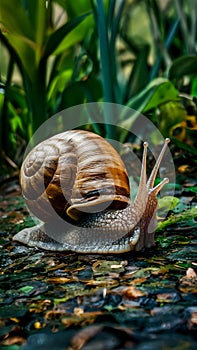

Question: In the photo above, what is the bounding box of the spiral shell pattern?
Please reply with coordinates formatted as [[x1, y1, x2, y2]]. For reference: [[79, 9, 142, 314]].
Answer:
[[20, 130, 130, 223]]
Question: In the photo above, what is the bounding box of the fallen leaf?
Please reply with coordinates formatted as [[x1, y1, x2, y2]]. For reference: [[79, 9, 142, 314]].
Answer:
[[186, 268, 197, 279], [1, 336, 26, 346]]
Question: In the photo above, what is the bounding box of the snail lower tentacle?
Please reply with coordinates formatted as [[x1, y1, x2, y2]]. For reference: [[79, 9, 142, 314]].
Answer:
[[13, 131, 170, 253]]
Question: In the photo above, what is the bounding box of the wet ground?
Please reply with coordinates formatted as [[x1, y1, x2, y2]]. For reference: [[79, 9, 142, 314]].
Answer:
[[0, 181, 197, 350]]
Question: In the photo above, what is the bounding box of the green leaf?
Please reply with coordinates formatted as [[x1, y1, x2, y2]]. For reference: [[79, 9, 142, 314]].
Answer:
[[172, 138, 197, 156], [0, 0, 34, 40], [184, 186, 197, 194], [25, 0, 47, 63], [127, 78, 178, 112], [6, 85, 27, 111], [0, 90, 5, 117], [18, 285, 34, 294], [60, 82, 85, 109], [52, 13, 93, 56], [72, 53, 93, 82], [191, 76, 197, 97], [121, 78, 178, 133], [126, 44, 150, 97], [155, 100, 187, 138], [158, 196, 180, 211], [169, 55, 197, 80], [47, 69, 73, 103], [60, 0, 92, 18], [0, 0, 48, 80], [3, 34, 36, 80], [0, 2, 37, 79], [157, 207, 197, 231]]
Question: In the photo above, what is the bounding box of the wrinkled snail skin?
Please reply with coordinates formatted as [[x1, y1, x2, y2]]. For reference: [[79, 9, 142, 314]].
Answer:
[[12, 130, 170, 253]]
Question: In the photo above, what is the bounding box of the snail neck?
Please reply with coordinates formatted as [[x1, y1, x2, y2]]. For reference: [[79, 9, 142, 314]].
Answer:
[[72, 195, 158, 251]]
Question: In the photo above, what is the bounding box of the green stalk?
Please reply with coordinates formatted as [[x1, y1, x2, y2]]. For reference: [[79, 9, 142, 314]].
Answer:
[[31, 62, 47, 134], [109, 0, 125, 104], [21, 68, 47, 137], [94, 0, 115, 138], [1, 56, 15, 157], [174, 0, 190, 53], [146, 1, 172, 70], [189, 0, 197, 53], [95, 0, 113, 102]]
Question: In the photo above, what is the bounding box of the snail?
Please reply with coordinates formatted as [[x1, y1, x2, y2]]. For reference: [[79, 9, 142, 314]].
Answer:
[[13, 130, 170, 253]]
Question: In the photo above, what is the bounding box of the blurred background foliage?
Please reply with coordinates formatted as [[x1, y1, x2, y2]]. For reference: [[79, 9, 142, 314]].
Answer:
[[0, 0, 197, 175]]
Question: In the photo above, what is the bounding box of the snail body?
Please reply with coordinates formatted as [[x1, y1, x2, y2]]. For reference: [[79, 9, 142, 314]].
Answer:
[[13, 130, 170, 253]]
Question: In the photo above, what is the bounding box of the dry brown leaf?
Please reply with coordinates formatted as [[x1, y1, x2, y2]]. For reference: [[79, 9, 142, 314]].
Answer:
[[180, 267, 197, 287], [45, 309, 67, 320], [46, 277, 71, 284], [74, 307, 84, 316], [129, 277, 147, 285], [186, 268, 197, 279], [69, 325, 103, 350], [1, 336, 26, 346], [156, 293, 178, 303], [112, 285, 147, 299], [62, 311, 102, 327], [123, 286, 147, 299]]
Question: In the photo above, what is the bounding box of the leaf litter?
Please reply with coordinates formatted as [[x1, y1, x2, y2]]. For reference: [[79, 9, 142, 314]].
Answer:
[[0, 177, 197, 350]]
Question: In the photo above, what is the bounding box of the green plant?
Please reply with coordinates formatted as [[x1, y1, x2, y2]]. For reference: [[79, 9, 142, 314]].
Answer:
[[0, 0, 93, 172], [0, 0, 196, 174]]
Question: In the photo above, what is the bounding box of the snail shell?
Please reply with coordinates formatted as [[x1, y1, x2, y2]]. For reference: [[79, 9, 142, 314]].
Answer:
[[13, 130, 170, 253], [20, 130, 130, 222]]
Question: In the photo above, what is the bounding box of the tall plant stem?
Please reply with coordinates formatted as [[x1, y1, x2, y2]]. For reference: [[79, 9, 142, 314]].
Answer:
[[92, 0, 113, 138], [1, 57, 15, 156]]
